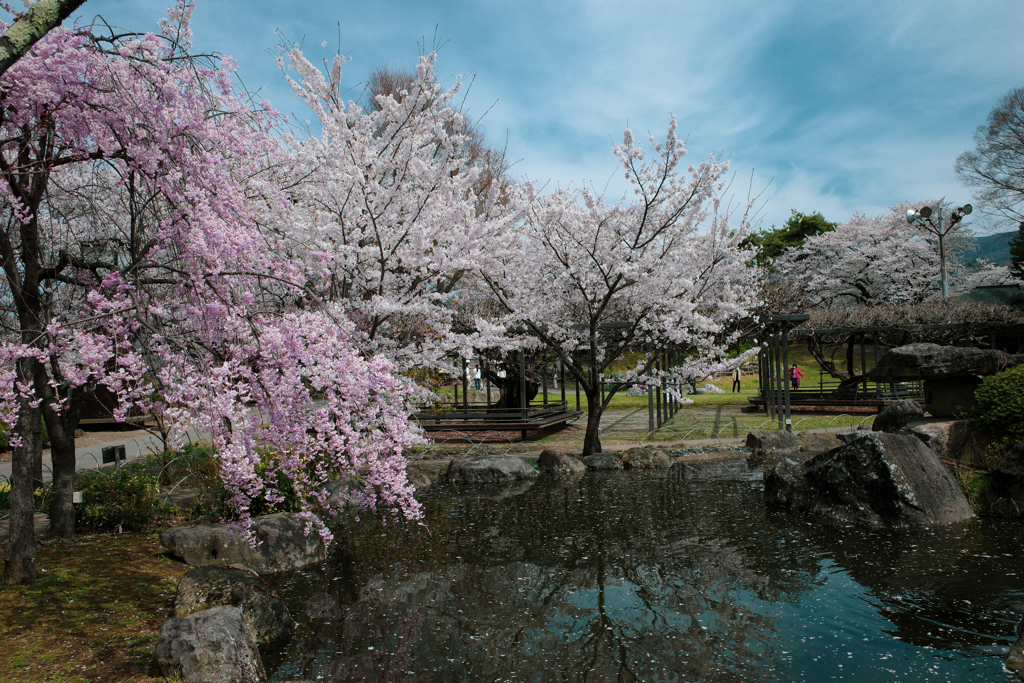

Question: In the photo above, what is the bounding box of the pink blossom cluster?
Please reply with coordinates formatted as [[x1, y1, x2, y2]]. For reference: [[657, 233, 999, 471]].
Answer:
[[0, 3, 425, 536], [152, 314, 423, 542]]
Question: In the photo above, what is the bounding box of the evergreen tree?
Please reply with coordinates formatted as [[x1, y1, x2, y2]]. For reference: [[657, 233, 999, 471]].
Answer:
[[741, 210, 836, 265]]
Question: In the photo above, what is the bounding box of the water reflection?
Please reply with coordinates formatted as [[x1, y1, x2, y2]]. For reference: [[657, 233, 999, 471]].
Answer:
[[267, 460, 1022, 682]]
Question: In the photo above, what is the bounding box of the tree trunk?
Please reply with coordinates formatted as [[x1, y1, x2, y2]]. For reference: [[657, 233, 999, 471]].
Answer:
[[845, 334, 856, 377], [806, 336, 848, 381], [581, 390, 603, 456], [32, 436, 42, 491], [44, 403, 75, 538], [487, 362, 538, 411], [0, 0, 88, 77], [3, 357, 39, 584]]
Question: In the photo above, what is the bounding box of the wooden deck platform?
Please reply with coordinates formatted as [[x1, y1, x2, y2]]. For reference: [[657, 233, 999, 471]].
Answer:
[[747, 388, 924, 410], [747, 396, 892, 409], [413, 401, 581, 433]]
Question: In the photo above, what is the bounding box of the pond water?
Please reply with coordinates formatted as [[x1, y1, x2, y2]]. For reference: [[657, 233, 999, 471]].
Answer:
[[266, 458, 1023, 682]]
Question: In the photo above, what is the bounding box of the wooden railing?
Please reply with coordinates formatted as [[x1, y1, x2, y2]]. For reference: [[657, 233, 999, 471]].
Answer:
[[414, 400, 572, 423]]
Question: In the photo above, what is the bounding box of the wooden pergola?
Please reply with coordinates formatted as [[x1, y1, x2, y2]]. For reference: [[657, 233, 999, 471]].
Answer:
[[752, 316, 1024, 429], [412, 323, 691, 438]]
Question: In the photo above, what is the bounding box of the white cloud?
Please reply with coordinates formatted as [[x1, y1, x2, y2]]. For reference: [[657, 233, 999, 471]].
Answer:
[[76, 0, 1024, 231]]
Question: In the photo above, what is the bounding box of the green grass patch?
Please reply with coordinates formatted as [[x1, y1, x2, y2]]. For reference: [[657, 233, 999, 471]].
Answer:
[[434, 346, 870, 414]]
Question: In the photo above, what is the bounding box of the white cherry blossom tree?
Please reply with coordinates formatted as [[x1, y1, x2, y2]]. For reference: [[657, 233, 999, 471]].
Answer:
[[477, 120, 759, 455], [774, 201, 1019, 307], [276, 47, 516, 377]]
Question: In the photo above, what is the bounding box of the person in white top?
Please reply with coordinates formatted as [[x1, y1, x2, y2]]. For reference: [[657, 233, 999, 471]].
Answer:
[[732, 366, 742, 393]]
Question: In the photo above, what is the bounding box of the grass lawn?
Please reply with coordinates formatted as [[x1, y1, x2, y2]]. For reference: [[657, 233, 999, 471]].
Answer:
[[0, 532, 186, 683], [435, 346, 853, 412], [415, 346, 882, 456], [525, 409, 872, 451]]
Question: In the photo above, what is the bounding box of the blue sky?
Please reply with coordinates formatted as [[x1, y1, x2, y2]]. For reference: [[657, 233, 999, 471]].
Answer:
[[76, 0, 1024, 232]]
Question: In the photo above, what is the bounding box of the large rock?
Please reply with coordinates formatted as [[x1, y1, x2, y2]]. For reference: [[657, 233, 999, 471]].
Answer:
[[160, 512, 327, 574], [445, 456, 539, 483], [406, 466, 434, 493], [323, 475, 359, 508], [837, 426, 873, 444], [796, 432, 841, 458], [175, 567, 292, 647], [619, 446, 671, 470], [154, 606, 265, 683], [764, 432, 975, 528], [867, 343, 1024, 382], [923, 376, 981, 417], [1009, 616, 1024, 681], [907, 419, 967, 460], [581, 454, 622, 470], [991, 440, 1024, 509], [745, 429, 799, 457], [762, 457, 804, 506], [537, 448, 586, 474], [872, 400, 924, 433]]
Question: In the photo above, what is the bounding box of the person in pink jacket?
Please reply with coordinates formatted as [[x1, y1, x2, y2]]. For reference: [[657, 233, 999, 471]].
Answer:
[[789, 364, 804, 389]]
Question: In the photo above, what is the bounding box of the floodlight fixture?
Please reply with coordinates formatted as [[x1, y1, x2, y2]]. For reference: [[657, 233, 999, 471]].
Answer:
[[906, 201, 972, 299], [952, 203, 973, 219]]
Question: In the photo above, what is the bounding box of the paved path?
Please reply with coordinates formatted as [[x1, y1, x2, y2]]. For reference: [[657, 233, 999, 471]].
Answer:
[[0, 428, 203, 486]]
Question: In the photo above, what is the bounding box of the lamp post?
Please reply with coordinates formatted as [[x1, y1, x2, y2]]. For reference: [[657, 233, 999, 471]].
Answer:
[[906, 201, 972, 299]]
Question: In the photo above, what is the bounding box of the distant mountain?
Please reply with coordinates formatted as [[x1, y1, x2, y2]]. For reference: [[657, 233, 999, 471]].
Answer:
[[969, 230, 1015, 265]]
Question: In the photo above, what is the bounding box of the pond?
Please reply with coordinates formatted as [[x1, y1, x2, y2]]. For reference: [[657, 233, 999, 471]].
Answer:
[[266, 458, 1023, 682]]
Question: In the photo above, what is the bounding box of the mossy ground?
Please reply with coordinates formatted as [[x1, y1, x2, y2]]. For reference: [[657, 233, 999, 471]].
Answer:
[[0, 531, 188, 682]]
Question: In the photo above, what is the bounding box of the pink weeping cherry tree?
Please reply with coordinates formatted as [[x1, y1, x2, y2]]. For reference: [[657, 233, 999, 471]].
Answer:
[[0, 2, 422, 585]]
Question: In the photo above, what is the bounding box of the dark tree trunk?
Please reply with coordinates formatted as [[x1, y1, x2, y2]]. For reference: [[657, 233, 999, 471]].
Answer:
[[32, 437, 42, 491], [44, 402, 76, 538], [806, 337, 848, 381], [1, 104, 71, 581], [845, 334, 856, 377], [484, 360, 538, 411], [581, 389, 603, 456], [4, 357, 39, 584]]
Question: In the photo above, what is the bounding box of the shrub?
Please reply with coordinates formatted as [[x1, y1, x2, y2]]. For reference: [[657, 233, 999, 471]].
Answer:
[[972, 364, 1024, 454], [954, 465, 1021, 518], [75, 464, 160, 532], [183, 446, 302, 520]]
